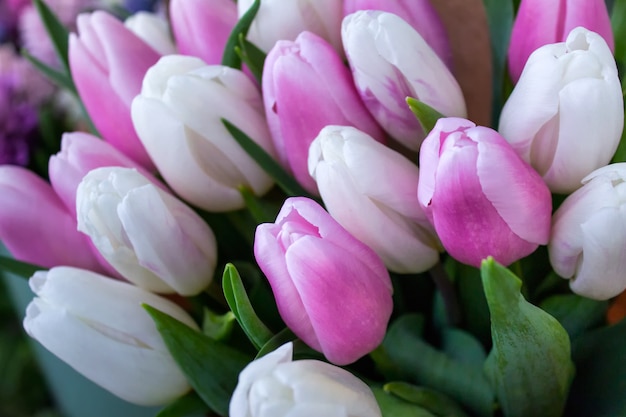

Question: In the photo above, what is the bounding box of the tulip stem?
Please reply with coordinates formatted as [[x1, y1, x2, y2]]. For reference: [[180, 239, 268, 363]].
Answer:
[[429, 262, 461, 326]]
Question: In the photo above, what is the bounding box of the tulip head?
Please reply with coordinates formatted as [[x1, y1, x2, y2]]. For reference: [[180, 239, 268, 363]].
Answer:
[[508, 0, 613, 83], [23, 266, 198, 405], [132, 55, 275, 211], [263, 31, 385, 194], [499, 27, 623, 194], [418, 117, 552, 267], [309, 125, 440, 273], [254, 197, 393, 365], [550, 164, 626, 300], [230, 343, 382, 417], [124, 11, 177, 56], [76, 167, 217, 295], [342, 11, 466, 150]]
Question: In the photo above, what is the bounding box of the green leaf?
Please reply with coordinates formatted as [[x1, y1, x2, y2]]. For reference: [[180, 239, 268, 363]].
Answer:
[[441, 328, 487, 368], [255, 327, 296, 359], [222, 119, 311, 197], [481, 0, 514, 124], [156, 392, 210, 417], [540, 294, 608, 340], [406, 97, 445, 135], [33, 0, 72, 75], [202, 309, 236, 341], [21, 49, 75, 92], [222, 264, 274, 350], [384, 382, 470, 417], [144, 304, 251, 416], [481, 258, 574, 417], [452, 262, 492, 346], [565, 318, 626, 416], [383, 314, 494, 417], [237, 185, 277, 224], [235, 35, 266, 85], [222, 0, 261, 68], [372, 387, 437, 417], [0, 255, 43, 279]]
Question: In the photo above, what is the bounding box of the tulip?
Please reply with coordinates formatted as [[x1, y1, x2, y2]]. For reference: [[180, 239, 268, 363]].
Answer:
[[499, 27, 623, 194], [342, 11, 466, 151], [263, 31, 385, 194], [343, 0, 452, 68], [508, 0, 613, 83], [0, 165, 101, 270], [549, 164, 626, 300], [238, 0, 343, 53], [230, 342, 382, 417], [418, 117, 552, 267], [23, 266, 198, 405], [254, 197, 393, 365], [69, 11, 160, 169], [170, 0, 237, 64], [309, 125, 440, 273], [76, 167, 217, 295], [124, 11, 177, 56], [132, 55, 275, 211]]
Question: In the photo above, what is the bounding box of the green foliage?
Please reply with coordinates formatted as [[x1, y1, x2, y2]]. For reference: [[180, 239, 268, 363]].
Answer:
[[222, 0, 261, 69], [0, 255, 43, 280], [406, 98, 445, 135]]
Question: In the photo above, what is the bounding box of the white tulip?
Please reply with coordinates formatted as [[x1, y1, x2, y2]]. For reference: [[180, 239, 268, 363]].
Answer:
[[549, 163, 626, 300], [23, 266, 198, 405], [342, 11, 466, 150], [132, 55, 276, 211], [499, 27, 624, 194], [76, 167, 217, 295], [230, 343, 382, 417], [309, 125, 440, 273], [124, 12, 177, 56]]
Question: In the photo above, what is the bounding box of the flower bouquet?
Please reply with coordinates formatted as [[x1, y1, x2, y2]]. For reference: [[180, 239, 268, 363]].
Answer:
[[1, 0, 626, 416]]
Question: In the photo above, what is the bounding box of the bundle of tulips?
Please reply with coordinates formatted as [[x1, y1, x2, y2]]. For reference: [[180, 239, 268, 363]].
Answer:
[[1, 0, 626, 416]]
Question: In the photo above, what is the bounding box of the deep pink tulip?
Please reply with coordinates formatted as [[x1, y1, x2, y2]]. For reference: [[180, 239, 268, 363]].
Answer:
[[0, 165, 101, 270], [263, 31, 385, 194], [417, 117, 552, 267], [254, 197, 393, 365], [508, 0, 613, 83], [69, 11, 160, 170], [169, 0, 237, 64], [344, 0, 452, 68]]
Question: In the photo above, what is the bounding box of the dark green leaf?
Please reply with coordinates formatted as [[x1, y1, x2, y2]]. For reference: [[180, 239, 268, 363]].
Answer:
[[384, 382, 470, 417], [222, 0, 260, 68], [21, 49, 75, 92], [540, 294, 609, 340], [144, 304, 251, 416], [565, 318, 626, 416], [255, 327, 296, 359], [372, 387, 437, 417], [235, 35, 266, 85], [222, 264, 274, 350], [481, 258, 574, 417], [0, 255, 43, 279], [453, 262, 492, 346], [156, 392, 210, 417], [237, 185, 277, 224], [33, 0, 72, 75], [441, 328, 487, 368], [406, 97, 445, 135], [383, 314, 494, 417], [222, 119, 311, 197]]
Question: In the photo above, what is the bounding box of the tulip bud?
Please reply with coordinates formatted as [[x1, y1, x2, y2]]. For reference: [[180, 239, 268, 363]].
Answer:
[[549, 164, 626, 300], [124, 11, 177, 56], [508, 0, 613, 83], [342, 11, 466, 150], [0, 165, 101, 270], [255, 197, 393, 365], [230, 342, 382, 417], [263, 31, 385, 194], [418, 118, 552, 267], [132, 55, 275, 211], [69, 11, 160, 170], [499, 27, 623, 194], [343, 0, 452, 68], [23, 266, 198, 405], [238, 0, 343, 53], [76, 167, 217, 295], [309, 125, 440, 273], [169, 0, 237, 64]]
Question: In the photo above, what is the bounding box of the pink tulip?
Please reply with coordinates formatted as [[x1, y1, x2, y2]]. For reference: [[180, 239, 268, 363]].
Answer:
[[0, 165, 101, 270], [69, 11, 160, 170], [417, 117, 552, 267], [254, 197, 393, 365], [343, 0, 452, 68], [169, 0, 237, 64], [508, 0, 613, 83], [263, 31, 385, 194]]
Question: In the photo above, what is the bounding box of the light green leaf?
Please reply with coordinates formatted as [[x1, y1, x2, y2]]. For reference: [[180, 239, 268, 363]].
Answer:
[[144, 304, 251, 416], [235, 35, 266, 85], [255, 327, 296, 359], [222, 264, 274, 350], [481, 258, 575, 417], [384, 382, 470, 417], [21, 49, 75, 92], [222, 0, 260, 68], [202, 309, 236, 341], [372, 387, 437, 417], [406, 97, 444, 135], [540, 294, 608, 340]]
